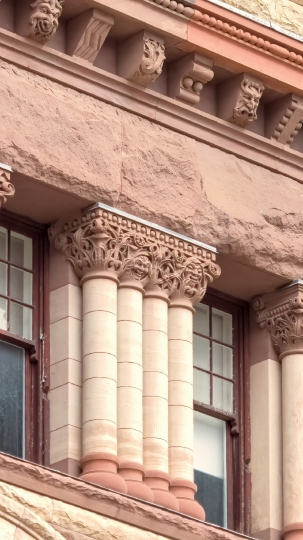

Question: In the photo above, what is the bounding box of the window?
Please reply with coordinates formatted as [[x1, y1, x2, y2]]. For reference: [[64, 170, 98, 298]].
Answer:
[[0, 211, 48, 464], [193, 290, 249, 533]]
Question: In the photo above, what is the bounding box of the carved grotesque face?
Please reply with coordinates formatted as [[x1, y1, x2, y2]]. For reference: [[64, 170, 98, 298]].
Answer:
[[234, 79, 264, 126], [30, 0, 63, 41], [132, 255, 151, 281]]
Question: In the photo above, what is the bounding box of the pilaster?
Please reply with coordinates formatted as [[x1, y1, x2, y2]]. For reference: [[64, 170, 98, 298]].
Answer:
[[49, 202, 220, 515], [254, 281, 303, 540]]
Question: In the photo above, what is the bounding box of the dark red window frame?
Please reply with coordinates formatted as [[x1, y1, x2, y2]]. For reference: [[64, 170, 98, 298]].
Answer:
[[194, 288, 250, 534], [0, 209, 49, 466]]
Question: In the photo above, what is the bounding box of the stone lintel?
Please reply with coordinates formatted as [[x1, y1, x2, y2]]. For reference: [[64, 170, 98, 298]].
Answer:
[[265, 93, 303, 145], [117, 30, 166, 87], [66, 9, 114, 64], [253, 280, 303, 359], [168, 52, 214, 105], [217, 72, 265, 128]]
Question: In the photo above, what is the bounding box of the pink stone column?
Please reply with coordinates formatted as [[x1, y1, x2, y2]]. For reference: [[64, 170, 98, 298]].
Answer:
[[80, 271, 127, 494], [117, 276, 153, 502], [168, 297, 205, 519], [143, 285, 179, 510]]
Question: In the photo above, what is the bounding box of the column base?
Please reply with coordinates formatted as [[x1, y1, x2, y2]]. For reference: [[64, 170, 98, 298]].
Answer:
[[119, 461, 154, 502], [144, 470, 179, 511], [283, 523, 303, 540], [170, 479, 205, 520], [80, 453, 127, 494]]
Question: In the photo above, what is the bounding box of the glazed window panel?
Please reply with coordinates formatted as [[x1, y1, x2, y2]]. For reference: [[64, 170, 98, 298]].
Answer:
[[0, 212, 46, 465], [193, 291, 247, 533], [193, 305, 234, 414], [0, 227, 33, 339]]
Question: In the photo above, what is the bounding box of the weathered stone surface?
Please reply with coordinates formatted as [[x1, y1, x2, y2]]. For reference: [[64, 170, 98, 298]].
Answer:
[[0, 59, 303, 283], [223, 0, 303, 36]]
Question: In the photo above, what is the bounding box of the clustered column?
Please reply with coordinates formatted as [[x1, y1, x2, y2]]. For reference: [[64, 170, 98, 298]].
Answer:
[[50, 205, 220, 517], [255, 281, 303, 540]]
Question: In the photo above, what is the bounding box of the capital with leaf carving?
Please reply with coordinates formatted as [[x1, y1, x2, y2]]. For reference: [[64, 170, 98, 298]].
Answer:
[[49, 203, 221, 301], [0, 164, 15, 208], [253, 280, 303, 360]]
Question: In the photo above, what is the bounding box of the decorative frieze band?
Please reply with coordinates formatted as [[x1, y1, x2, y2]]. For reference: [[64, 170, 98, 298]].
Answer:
[[29, 0, 64, 43], [0, 164, 15, 208], [147, 0, 303, 69], [254, 281, 303, 359], [49, 203, 220, 306]]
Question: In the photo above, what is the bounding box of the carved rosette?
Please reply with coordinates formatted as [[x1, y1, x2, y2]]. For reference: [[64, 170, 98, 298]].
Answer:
[[49, 207, 220, 305], [0, 168, 15, 208], [232, 79, 264, 127], [132, 38, 166, 86], [254, 293, 303, 359], [30, 0, 64, 43]]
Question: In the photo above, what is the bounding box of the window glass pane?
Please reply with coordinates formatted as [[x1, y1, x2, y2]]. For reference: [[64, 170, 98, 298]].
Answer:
[[213, 376, 233, 413], [10, 232, 33, 270], [0, 297, 7, 331], [193, 304, 209, 336], [213, 343, 233, 379], [0, 227, 8, 260], [193, 369, 210, 404], [212, 308, 232, 345], [0, 262, 7, 296], [193, 335, 210, 370], [10, 302, 32, 340], [10, 267, 33, 305], [0, 341, 24, 458], [194, 411, 226, 527]]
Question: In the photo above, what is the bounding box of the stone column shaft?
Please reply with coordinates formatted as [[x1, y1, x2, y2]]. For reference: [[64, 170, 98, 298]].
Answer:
[[255, 282, 303, 540], [117, 283, 153, 501], [168, 300, 205, 520], [81, 275, 127, 492], [143, 291, 179, 509]]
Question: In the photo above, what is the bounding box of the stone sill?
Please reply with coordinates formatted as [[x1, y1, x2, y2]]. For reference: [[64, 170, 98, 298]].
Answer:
[[0, 452, 255, 540], [1, 29, 303, 187]]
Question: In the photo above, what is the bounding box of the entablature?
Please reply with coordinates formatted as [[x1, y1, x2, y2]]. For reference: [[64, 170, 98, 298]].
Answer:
[[2, 0, 303, 177]]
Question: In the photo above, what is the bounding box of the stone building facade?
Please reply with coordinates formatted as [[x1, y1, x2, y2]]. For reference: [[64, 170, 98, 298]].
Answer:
[[0, 0, 303, 539]]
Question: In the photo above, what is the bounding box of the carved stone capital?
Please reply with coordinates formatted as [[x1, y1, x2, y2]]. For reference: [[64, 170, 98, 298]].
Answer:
[[0, 165, 15, 208], [168, 53, 214, 106], [265, 93, 303, 146], [254, 281, 303, 359], [29, 0, 64, 43], [49, 204, 220, 303], [218, 73, 264, 128], [118, 31, 165, 87], [67, 9, 114, 64]]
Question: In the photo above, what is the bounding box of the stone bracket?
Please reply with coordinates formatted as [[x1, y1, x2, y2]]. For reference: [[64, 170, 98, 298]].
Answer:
[[0, 164, 15, 208], [168, 52, 214, 105], [117, 30, 165, 87], [265, 93, 303, 145], [217, 73, 265, 128], [67, 9, 114, 64]]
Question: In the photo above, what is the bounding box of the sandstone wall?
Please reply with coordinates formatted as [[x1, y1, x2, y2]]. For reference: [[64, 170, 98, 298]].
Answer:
[[221, 0, 303, 36], [0, 59, 303, 281]]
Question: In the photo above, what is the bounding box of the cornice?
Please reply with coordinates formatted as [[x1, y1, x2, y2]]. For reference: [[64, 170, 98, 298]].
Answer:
[[1, 30, 303, 186], [0, 452, 256, 540], [147, 0, 303, 69]]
